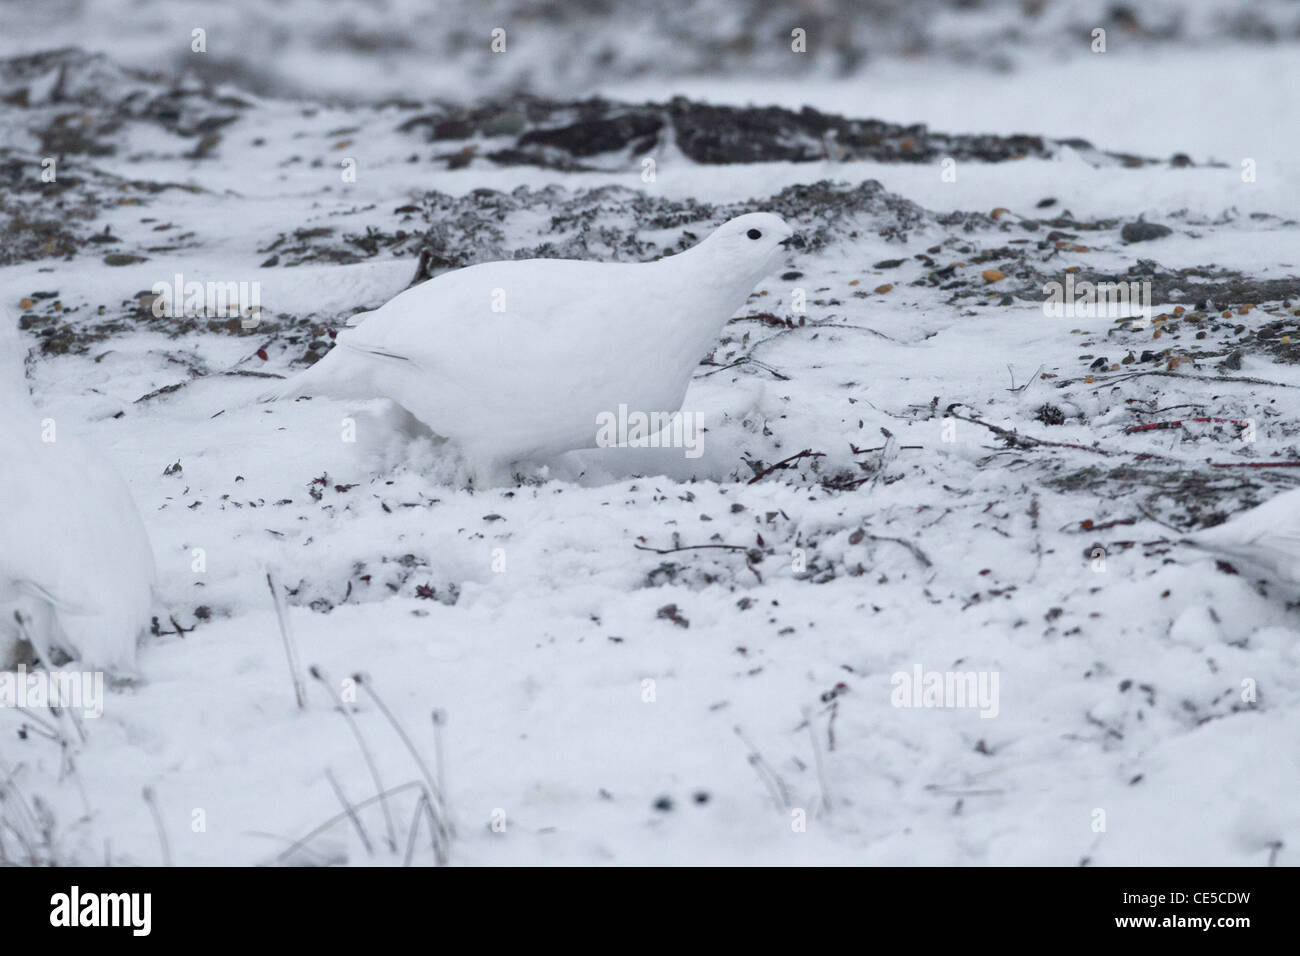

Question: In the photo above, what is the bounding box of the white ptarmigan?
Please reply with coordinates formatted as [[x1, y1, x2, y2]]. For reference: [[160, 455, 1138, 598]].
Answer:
[[259, 213, 797, 482], [1185, 489, 1300, 587], [0, 319, 156, 673]]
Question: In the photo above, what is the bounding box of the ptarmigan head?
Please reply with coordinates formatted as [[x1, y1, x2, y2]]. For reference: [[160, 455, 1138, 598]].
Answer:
[[694, 212, 798, 285]]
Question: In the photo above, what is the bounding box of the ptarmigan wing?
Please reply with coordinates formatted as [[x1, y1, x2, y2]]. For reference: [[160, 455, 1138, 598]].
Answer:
[[328, 257, 670, 458], [338, 257, 630, 372]]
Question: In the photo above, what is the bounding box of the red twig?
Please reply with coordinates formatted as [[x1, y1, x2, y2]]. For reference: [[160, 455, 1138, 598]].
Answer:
[[1124, 417, 1248, 434], [947, 407, 1114, 457], [1078, 517, 1137, 531], [849, 443, 923, 454], [747, 448, 825, 484], [1106, 538, 1174, 551], [1210, 461, 1300, 469], [633, 542, 750, 555]]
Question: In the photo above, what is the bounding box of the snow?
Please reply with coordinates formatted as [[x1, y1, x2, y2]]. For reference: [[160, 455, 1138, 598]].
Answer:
[[2, 12, 1300, 867]]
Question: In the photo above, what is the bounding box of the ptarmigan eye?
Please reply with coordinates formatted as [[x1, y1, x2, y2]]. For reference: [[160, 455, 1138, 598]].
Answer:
[[746, 228, 762, 240]]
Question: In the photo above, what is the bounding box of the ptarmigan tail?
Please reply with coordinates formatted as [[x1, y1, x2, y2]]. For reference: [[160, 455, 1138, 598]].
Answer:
[[258, 348, 354, 403], [258, 337, 417, 404]]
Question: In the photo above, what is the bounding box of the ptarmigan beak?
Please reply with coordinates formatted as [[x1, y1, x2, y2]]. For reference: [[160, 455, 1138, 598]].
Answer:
[[780, 233, 806, 249]]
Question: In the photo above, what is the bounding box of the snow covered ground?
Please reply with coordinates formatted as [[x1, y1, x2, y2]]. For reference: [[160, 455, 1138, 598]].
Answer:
[[2, 9, 1299, 866]]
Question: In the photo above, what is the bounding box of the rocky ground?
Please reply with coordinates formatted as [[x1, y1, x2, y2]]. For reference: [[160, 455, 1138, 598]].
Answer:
[[4, 0, 1299, 100]]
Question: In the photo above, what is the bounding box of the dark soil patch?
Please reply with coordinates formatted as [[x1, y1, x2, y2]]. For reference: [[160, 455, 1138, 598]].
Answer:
[[398, 95, 1201, 170]]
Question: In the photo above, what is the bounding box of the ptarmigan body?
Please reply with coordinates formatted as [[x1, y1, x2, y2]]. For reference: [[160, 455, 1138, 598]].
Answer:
[[0, 323, 156, 673], [1186, 489, 1300, 587], [260, 213, 796, 481]]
